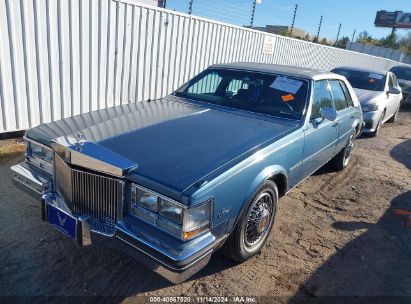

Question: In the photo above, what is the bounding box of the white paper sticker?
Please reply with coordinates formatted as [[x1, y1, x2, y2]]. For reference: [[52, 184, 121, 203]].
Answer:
[[369, 73, 383, 80], [270, 76, 303, 94], [262, 35, 276, 55]]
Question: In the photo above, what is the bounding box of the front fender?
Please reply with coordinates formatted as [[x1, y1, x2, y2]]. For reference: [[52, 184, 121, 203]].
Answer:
[[225, 165, 288, 236], [245, 165, 288, 204]]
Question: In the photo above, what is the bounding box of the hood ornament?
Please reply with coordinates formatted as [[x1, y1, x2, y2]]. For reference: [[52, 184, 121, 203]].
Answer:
[[74, 131, 84, 152]]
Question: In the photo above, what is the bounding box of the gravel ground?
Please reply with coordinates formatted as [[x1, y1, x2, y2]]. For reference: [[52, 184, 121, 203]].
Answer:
[[0, 108, 410, 302]]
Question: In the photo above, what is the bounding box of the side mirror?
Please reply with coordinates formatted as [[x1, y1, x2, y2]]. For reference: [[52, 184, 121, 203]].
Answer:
[[388, 87, 401, 95], [320, 107, 337, 121]]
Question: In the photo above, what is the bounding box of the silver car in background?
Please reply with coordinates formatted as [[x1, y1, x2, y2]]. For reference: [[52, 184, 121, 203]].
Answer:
[[331, 67, 402, 137], [390, 65, 411, 106]]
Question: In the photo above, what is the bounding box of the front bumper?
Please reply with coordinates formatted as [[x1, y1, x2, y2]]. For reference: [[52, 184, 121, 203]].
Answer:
[[361, 110, 383, 133], [10, 162, 225, 283]]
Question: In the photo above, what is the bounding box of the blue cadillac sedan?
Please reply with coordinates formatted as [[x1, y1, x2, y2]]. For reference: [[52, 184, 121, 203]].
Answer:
[[10, 63, 362, 283]]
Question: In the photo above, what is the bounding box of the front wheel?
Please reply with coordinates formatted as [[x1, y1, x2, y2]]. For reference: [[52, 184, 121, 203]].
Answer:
[[331, 130, 356, 171], [220, 180, 278, 262], [370, 110, 385, 137], [387, 106, 400, 123]]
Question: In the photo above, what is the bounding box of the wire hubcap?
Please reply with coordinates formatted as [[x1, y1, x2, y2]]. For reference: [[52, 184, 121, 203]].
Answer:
[[245, 192, 273, 248]]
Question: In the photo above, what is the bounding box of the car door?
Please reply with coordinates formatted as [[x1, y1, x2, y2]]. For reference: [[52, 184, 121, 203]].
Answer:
[[328, 80, 356, 152], [301, 80, 339, 177], [391, 73, 403, 107], [386, 73, 400, 117]]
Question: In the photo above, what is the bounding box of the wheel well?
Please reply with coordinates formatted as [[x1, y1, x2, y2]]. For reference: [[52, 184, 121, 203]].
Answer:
[[355, 123, 360, 135], [268, 173, 287, 197]]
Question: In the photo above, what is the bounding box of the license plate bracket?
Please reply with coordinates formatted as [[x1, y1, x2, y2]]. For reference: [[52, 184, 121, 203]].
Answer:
[[47, 204, 77, 240]]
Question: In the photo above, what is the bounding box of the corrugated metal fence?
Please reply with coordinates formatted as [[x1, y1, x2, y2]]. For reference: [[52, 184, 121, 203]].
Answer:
[[0, 0, 401, 133]]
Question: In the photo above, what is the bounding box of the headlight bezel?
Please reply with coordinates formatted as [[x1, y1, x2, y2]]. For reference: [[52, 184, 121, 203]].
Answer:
[[361, 102, 379, 112], [130, 184, 212, 241], [24, 137, 54, 173]]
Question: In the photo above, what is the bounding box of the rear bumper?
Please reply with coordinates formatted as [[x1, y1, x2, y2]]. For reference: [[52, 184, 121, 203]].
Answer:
[[10, 162, 225, 284]]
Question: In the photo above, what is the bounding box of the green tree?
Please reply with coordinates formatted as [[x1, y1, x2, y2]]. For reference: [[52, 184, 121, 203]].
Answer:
[[336, 36, 350, 49], [320, 37, 330, 46]]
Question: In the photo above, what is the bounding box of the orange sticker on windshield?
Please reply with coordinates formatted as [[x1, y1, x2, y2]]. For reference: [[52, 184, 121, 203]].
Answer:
[[369, 78, 376, 83], [281, 94, 295, 102]]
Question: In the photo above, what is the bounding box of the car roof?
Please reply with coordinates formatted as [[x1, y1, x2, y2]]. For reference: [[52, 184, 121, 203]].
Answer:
[[332, 66, 388, 76], [390, 65, 411, 71], [209, 62, 343, 81]]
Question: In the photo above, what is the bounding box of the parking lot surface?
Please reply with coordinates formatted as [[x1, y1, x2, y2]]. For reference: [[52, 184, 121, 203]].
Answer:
[[1, 108, 410, 301]]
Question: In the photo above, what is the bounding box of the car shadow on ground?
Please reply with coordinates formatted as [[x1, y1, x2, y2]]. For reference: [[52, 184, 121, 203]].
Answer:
[[390, 138, 411, 170], [288, 189, 411, 302]]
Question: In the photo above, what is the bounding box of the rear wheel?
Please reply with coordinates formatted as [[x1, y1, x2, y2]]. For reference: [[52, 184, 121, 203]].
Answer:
[[331, 130, 356, 171], [220, 180, 278, 262]]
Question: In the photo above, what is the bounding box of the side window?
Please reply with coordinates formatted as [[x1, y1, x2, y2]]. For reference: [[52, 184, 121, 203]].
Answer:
[[311, 80, 333, 120], [226, 79, 247, 96], [391, 73, 399, 88], [187, 72, 222, 94], [387, 74, 394, 89], [329, 80, 348, 111], [339, 81, 354, 107]]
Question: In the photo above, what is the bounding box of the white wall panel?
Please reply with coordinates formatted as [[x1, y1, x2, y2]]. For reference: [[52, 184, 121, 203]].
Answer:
[[0, 0, 406, 133]]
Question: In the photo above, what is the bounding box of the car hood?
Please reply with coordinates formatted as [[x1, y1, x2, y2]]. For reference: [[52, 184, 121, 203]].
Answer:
[[353, 88, 385, 105], [27, 96, 298, 202]]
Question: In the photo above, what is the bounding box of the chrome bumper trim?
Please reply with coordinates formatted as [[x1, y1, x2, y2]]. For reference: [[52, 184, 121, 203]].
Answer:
[[10, 161, 224, 283], [10, 162, 52, 200]]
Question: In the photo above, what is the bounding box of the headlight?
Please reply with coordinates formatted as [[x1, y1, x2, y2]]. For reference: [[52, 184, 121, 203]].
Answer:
[[131, 186, 159, 211], [131, 184, 211, 240], [26, 141, 53, 163], [183, 203, 211, 240], [25, 139, 54, 173], [159, 198, 183, 224], [361, 103, 379, 112]]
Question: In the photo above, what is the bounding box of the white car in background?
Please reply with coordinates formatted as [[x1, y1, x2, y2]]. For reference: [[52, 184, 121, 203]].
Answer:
[[390, 65, 411, 106], [331, 67, 402, 137]]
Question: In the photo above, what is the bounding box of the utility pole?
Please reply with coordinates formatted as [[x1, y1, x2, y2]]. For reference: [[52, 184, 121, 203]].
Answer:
[[351, 29, 356, 42], [334, 23, 341, 46], [315, 15, 323, 41], [188, 0, 193, 15], [290, 4, 298, 37], [250, 0, 256, 27]]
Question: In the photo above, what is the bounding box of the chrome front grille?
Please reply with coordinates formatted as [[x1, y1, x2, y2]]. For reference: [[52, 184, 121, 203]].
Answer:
[[54, 154, 124, 224]]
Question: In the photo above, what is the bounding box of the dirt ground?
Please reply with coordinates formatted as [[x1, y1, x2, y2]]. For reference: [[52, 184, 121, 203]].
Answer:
[[0, 107, 410, 302]]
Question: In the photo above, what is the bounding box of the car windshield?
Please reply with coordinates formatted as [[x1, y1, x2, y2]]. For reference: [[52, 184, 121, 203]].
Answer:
[[175, 69, 308, 120], [332, 69, 386, 91], [390, 67, 411, 81]]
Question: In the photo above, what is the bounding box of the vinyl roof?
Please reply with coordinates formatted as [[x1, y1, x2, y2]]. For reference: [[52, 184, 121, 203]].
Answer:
[[209, 62, 342, 80]]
